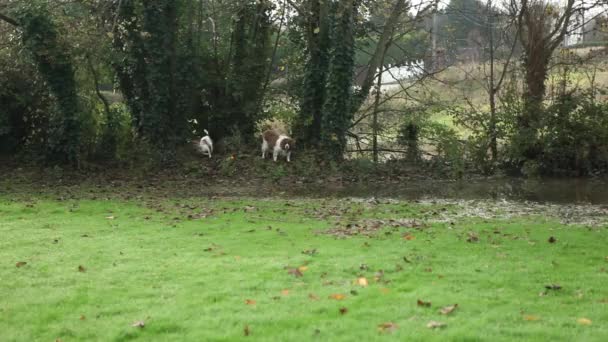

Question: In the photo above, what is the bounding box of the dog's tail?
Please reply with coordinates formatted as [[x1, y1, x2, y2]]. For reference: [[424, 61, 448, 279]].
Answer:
[[203, 129, 209, 136]]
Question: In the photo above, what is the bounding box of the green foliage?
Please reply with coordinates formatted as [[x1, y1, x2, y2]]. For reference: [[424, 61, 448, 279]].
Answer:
[[222, 0, 274, 142], [538, 92, 608, 175], [397, 122, 421, 162], [423, 121, 466, 177], [16, 1, 82, 164], [111, 0, 192, 162], [294, 0, 333, 147], [95, 103, 132, 162], [0, 49, 53, 156], [321, 0, 357, 160]]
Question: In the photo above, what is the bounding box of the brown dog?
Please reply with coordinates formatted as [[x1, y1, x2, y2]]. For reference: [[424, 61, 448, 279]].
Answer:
[[261, 130, 294, 162]]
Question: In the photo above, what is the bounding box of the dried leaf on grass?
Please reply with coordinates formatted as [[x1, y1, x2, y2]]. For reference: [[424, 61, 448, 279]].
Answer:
[[439, 304, 458, 315], [132, 320, 145, 328], [523, 315, 540, 321], [426, 320, 446, 329], [15, 261, 27, 268], [245, 299, 256, 305], [577, 318, 592, 325], [356, 277, 368, 287], [417, 299, 431, 307], [329, 294, 346, 300], [288, 268, 303, 277], [244, 325, 251, 336], [78, 265, 86, 272], [377, 322, 398, 333], [339, 307, 348, 315]]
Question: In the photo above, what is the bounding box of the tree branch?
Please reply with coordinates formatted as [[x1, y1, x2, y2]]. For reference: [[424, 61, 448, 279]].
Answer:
[[0, 12, 19, 27]]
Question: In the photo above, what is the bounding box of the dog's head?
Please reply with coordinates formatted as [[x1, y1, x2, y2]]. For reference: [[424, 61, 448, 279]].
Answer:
[[281, 138, 295, 151]]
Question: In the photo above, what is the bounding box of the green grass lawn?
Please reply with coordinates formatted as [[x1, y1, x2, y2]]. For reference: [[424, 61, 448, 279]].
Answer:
[[1, 194, 607, 341]]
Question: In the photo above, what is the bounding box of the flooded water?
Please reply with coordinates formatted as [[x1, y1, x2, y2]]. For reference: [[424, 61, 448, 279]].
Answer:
[[294, 178, 608, 204]]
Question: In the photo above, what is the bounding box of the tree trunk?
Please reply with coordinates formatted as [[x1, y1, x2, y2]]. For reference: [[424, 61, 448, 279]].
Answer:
[[372, 46, 389, 164]]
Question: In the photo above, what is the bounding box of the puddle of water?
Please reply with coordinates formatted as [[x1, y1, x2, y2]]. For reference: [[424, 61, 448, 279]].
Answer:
[[292, 178, 608, 204]]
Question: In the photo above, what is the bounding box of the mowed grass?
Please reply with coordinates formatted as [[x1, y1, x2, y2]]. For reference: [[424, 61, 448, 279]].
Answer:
[[1, 195, 608, 341]]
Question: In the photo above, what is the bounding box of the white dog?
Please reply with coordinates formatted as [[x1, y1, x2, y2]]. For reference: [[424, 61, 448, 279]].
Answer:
[[199, 129, 213, 158], [261, 130, 295, 162]]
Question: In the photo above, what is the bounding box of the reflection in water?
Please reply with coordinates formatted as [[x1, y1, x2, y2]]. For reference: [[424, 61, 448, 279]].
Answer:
[[293, 178, 608, 204]]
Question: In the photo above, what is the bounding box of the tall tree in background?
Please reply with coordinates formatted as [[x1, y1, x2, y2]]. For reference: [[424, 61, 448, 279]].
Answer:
[[511, 0, 578, 161], [111, 0, 184, 159], [222, 0, 273, 142], [294, 0, 333, 147], [321, 0, 357, 159], [12, 2, 81, 164]]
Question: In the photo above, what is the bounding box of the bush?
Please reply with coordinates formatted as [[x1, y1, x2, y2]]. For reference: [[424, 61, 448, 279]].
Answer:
[[0, 49, 53, 158], [94, 103, 132, 162], [538, 93, 608, 175]]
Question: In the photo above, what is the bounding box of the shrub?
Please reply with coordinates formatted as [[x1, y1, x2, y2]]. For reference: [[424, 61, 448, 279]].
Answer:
[[539, 93, 608, 175]]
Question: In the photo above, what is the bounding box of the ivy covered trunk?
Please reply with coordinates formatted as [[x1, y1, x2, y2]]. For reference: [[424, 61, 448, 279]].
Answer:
[[221, 0, 273, 143], [320, 0, 356, 160], [111, 0, 190, 161], [111, 0, 149, 136], [141, 0, 181, 159], [17, 3, 81, 165], [295, 0, 332, 147]]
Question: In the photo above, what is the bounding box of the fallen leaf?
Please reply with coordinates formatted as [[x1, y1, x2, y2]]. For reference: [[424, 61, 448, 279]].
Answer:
[[244, 325, 251, 336], [132, 320, 145, 328], [78, 265, 86, 272], [245, 299, 256, 305], [523, 315, 540, 321], [403, 234, 416, 241], [417, 299, 431, 307], [313, 27, 320, 34], [439, 304, 458, 315], [548, 236, 557, 243], [106, 216, 115, 220], [80, 315, 86, 320], [329, 294, 346, 300], [545, 284, 562, 290], [377, 322, 398, 332], [339, 307, 348, 315], [467, 232, 479, 243], [298, 266, 309, 273], [281, 289, 290, 296], [426, 320, 446, 329], [577, 318, 592, 325], [288, 268, 303, 277], [15, 261, 27, 268], [357, 277, 368, 287], [302, 249, 317, 256], [308, 293, 319, 301]]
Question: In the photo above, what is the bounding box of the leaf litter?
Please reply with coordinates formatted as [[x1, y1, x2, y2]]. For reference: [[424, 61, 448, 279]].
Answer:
[[439, 304, 458, 315]]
